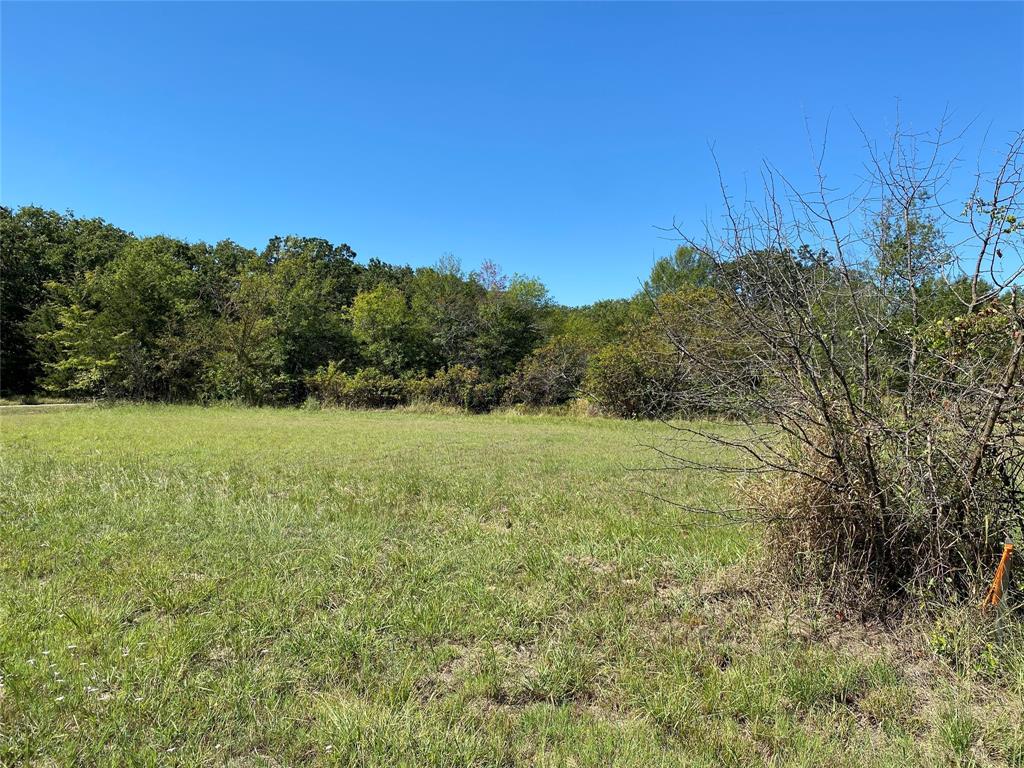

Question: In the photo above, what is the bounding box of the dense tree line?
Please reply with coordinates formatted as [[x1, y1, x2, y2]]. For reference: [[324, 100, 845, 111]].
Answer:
[[1, 205, 702, 411], [1, 205, 993, 418]]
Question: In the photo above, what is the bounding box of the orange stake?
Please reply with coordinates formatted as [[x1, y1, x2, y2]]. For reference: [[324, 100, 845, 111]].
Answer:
[[982, 543, 1014, 611]]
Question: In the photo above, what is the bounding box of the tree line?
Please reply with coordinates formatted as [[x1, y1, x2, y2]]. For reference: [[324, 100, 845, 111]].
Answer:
[[1, 205, 714, 413]]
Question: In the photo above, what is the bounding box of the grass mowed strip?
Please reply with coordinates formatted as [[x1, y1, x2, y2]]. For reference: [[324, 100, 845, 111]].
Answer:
[[1, 406, 1019, 766]]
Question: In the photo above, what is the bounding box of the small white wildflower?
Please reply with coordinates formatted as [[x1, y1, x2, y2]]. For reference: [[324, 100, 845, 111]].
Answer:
[[54, 696, 65, 702], [66, 644, 77, 650], [324, 745, 333, 752]]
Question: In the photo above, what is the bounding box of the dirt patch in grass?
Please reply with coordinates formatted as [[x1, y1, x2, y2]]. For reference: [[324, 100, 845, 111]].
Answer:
[[563, 553, 618, 576]]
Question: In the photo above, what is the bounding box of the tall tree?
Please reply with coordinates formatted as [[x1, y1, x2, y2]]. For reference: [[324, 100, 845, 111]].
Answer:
[[37, 236, 196, 398], [0, 207, 128, 394], [350, 283, 426, 374], [473, 271, 550, 377], [409, 259, 482, 371], [263, 237, 359, 384]]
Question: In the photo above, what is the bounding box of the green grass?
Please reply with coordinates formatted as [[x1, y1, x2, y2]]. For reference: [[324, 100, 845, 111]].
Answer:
[[1, 405, 1020, 766]]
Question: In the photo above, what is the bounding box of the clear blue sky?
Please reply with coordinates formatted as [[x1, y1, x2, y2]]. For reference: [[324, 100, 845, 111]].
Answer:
[[3, 2, 1022, 305]]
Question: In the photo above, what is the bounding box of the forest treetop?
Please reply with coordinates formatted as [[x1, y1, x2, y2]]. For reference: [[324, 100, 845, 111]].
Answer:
[[0, 205, 656, 405], [0, 200, 1007, 418]]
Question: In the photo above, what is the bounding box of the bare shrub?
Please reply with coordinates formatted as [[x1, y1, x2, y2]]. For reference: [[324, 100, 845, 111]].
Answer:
[[653, 119, 1024, 610]]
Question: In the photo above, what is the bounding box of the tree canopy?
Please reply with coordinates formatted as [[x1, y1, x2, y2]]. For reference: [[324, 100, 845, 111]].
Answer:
[[1, 204, 997, 414]]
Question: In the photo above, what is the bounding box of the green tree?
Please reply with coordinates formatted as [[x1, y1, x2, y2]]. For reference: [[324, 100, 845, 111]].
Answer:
[[350, 284, 426, 374], [553, 298, 641, 349], [408, 258, 481, 371], [37, 237, 196, 398], [264, 237, 358, 385], [1, 206, 128, 394], [356, 257, 415, 293], [473, 270, 550, 378], [203, 270, 289, 404], [643, 245, 714, 297], [35, 282, 116, 397]]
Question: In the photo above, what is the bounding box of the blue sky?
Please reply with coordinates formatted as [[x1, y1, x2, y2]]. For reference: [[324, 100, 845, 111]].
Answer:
[[2, 2, 1022, 305]]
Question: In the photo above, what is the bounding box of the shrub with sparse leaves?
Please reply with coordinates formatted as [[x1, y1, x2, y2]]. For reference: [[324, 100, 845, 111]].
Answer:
[[656, 124, 1024, 611]]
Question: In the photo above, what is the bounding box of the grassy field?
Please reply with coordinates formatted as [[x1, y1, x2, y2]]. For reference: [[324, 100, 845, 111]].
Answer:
[[1, 405, 1020, 766]]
